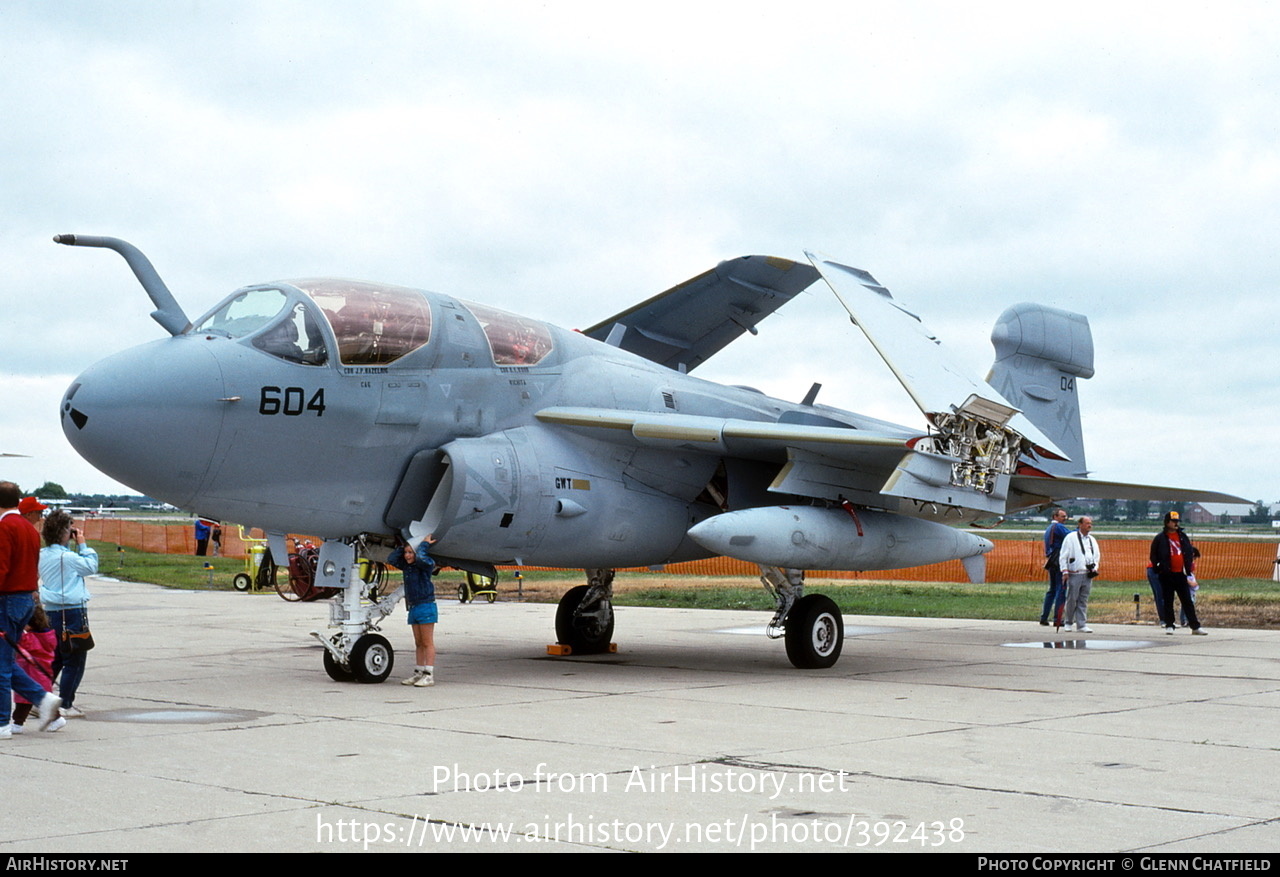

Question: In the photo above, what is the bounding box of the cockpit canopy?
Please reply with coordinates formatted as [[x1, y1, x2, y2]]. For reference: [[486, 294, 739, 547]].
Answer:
[[194, 280, 433, 366], [461, 300, 554, 366], [304, 280, 432, 365]]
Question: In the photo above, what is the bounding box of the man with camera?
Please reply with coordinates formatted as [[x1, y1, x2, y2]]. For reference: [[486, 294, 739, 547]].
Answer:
[[1060, 516, 1101, 633]]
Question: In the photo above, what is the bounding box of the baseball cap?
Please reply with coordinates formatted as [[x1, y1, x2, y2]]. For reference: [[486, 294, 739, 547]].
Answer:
[[18, 496, 48, 515]]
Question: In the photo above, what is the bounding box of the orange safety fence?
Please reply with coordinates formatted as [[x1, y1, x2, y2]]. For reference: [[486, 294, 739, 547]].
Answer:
[[979, 538, 1277, 583], [80, 519, 259, 560], [81, 519, 1278, 582], [523, 538, 1275, 582]]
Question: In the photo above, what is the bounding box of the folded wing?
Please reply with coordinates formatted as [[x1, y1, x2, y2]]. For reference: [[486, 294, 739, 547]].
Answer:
[[583, 256, 818, 373]]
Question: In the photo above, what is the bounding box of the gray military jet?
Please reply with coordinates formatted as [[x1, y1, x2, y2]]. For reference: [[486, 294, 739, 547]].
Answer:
[[54, 235, 1241, 679]]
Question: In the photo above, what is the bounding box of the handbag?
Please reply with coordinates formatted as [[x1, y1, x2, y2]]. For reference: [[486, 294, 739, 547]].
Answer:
[[58, 625, 94, 656], [57, 608, 94, 656], [54, 553, 94, 656]]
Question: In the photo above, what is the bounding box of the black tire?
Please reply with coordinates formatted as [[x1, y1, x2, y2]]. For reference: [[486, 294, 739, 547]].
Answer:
[[232, 573, 252, 592], [485, 591, 496, 604], [349, 634, 394, 683], [457, 584, 470, 604], [784, 595, 844, 669], [555, 585, 614, 654], [323, 648, 354, 682], [257, 548, 280, 593]]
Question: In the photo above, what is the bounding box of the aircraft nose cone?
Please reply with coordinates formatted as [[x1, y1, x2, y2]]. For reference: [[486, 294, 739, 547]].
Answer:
[[62, 338, 225, 508]]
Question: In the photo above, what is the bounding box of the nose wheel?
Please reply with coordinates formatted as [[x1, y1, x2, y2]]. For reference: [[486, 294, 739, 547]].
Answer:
[[317, 632, 394, 683], [348, 634, 394, 683], [322, 646, 354, 682]]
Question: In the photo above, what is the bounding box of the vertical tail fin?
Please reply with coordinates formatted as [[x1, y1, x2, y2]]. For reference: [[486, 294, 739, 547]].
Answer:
[[986, 303, 1094, 478]]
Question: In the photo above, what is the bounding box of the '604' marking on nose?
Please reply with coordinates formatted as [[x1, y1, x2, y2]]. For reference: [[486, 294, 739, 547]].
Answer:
[[258, 386, 326, 417]]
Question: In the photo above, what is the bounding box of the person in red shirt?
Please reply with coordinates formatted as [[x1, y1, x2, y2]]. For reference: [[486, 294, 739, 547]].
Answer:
[[1149, 511, 1206, 635], [1, 481, 62, 737]]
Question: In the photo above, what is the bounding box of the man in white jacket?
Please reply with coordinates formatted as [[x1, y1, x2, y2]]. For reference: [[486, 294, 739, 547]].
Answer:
[[1060, 516, 1101, 633]]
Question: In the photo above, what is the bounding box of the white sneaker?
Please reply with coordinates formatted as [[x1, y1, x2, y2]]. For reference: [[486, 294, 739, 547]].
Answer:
[[0, 724, 13, 739], [35, 694, 62, 731], [413, 672, 435, 687], [1192, 628, 1208, 636], [401, 671, 424, 686], [8, 723, 24, 735], [1078, 626, 1093, 633], [45, 717, 66, 732], [59, 706, 84, 718]]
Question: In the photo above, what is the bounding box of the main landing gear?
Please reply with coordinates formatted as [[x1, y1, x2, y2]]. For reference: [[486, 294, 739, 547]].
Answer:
[[309, 538, 402, 683], [554, 568, 616, 655], [759, 565, 844, 669], [548, 566, 843, 669]]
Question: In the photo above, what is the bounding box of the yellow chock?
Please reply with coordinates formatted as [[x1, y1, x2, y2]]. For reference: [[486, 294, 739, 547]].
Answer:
[[546, 643, 618, 656]]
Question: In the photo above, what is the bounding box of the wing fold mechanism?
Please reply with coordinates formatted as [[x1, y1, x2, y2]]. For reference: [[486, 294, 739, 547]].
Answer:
[[805, 250, 1069, 512]]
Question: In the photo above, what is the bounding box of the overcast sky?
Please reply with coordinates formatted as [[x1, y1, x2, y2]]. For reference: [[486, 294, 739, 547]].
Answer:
[[2, 1, 1276, 504]]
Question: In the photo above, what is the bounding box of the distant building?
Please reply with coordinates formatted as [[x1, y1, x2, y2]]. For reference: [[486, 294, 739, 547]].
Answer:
[[1185, 502, 1253, 524]]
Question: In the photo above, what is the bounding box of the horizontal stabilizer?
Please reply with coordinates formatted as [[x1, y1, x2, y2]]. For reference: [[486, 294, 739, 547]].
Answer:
[[1010, 473, 1248, 505], [584, 256, 818, 373]]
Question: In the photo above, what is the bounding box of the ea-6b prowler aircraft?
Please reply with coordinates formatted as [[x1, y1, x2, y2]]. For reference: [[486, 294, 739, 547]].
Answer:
[[55, 235, 1241, 679]]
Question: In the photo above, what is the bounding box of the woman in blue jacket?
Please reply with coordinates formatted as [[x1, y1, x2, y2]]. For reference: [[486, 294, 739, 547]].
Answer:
[[38, 511, 98, 717]]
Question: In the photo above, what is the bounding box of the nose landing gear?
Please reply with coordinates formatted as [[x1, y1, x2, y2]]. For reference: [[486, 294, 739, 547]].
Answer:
[[309, 537, 401, 683]]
